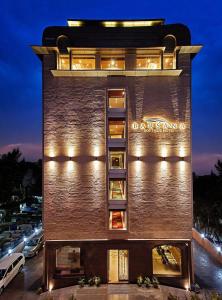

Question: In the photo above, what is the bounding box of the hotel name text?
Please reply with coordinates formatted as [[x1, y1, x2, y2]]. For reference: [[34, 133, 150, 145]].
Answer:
[[132, 118, 186, 133]]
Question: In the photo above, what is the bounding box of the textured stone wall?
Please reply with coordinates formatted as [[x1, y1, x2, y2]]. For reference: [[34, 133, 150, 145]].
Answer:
[[43, 53, 192, 240]]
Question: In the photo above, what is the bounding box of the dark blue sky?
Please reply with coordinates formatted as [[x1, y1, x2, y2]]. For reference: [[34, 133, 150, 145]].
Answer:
[[0, 0, 221, 174]]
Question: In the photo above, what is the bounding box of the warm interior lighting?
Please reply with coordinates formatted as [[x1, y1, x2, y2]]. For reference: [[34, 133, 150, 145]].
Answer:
[[136, 56, 161, 70], [109, 210, 127, 230], [108, 250, 129, 282], [67, 20, 83, 27], [57, 54, 70, 70], [152, 245, 182, 276], [108, 90, 125, 109], [109, 179, 126, 200], [101, 57, 125, 70], [109, 121, 125, 139], [109, 151, 125, 169], [72, 56, 95, 70], [163, 54, 176, 69], [122, 20, 161, 27], [102, 21, 117, 27]]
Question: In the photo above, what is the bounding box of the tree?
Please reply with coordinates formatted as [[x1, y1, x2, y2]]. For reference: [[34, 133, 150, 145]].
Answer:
[[215, 159, 222, 177]]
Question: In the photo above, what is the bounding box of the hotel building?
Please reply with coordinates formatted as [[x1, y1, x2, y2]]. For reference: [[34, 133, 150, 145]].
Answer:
[[33, 19, 201, 290]]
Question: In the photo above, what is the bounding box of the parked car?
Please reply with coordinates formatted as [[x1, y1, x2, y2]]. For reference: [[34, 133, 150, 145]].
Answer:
[[0, 253, 25, 294], [23, 235, 43, 257]]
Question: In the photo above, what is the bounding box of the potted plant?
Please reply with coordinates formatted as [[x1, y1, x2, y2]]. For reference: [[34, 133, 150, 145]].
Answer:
[[88, 277, 94, 286], [78, 278, 85, 288], [94, 276, 101, 287], [137, 275, 143, 287], [144, 277, 152, 288], [152, 276, 159, 288], [190, 283, 201, 294]]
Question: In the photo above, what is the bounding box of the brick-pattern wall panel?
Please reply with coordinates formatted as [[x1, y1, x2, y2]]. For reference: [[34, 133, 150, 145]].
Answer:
[[43, 55, 108, 240], [128, 54, 192, 239]]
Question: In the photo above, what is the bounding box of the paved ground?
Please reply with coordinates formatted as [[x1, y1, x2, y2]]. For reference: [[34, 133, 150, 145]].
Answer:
[[1, 241, 222, 299], [1, 250, 43, 300], [193, 240, 222, 292]]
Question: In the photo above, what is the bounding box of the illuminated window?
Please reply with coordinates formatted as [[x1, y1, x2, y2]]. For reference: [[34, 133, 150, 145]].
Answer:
[[72, 56, 95, 70], [101, 57, 125, 70], [109, 179, 126, 200], [56, 246, 84, 276], [152, 245, 182, 276], [163, 54, 176, 69], [108, 90, 125, 109], [58, 54, 70, 70], [109, 210, 127, 230], [109, 121, 125, 139], [136, 56, 161, 70], [109, 151, 125, 169]]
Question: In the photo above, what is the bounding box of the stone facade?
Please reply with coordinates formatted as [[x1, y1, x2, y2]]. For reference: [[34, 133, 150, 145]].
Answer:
[[43, 53, 192, 241]]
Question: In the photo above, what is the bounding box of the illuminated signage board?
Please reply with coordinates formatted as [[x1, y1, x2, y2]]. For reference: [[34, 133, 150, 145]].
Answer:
[[132, 117, 186, 133]]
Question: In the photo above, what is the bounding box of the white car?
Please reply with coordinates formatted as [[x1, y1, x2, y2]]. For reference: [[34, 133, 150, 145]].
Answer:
[[0, 253, 25, 294]]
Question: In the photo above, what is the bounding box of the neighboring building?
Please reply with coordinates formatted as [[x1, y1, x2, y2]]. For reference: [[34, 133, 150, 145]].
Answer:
[[33, 19, 201, 290]]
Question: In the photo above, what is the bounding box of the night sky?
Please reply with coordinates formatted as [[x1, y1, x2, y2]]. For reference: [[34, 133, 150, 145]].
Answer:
[[0, 0, 221, 174]]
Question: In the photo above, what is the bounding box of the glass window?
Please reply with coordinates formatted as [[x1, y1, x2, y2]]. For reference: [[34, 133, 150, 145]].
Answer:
[[109, 211, 127, 230], [72, 56, 95, 70], [136, 56, 161, 70], [109, 121, 125, 139], [109, 151, 125, 169], [58, 54, 70, 70], [108, 90, 125, 109], [152, 245, 182, 276], [109, 179, 126, 200], [163, 54, 176, 69], [101, 57, 125, 70], [56, 246, 84, 276]]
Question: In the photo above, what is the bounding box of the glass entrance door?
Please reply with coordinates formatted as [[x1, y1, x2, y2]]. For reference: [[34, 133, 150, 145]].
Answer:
[[108, 249, 129, 283]]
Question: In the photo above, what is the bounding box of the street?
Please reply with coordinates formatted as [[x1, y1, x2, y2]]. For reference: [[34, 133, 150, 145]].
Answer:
[[193, 240, 222, 292], [1, 241, 222, 299], [1, 250, 43, 300]]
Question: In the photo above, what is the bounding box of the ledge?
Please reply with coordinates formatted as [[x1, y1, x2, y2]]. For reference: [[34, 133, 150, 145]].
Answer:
[[51, 69, 182, 77]]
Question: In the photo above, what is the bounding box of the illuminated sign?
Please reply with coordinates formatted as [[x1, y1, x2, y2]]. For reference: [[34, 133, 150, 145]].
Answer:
[[132, 117, 186, 133]]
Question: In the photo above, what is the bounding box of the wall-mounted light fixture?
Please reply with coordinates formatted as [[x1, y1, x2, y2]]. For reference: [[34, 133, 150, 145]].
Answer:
[[95, 157, 98, 160], [180, 157, 185, 161], [137, 157, 140, 161], [162, 157, 166, 161]]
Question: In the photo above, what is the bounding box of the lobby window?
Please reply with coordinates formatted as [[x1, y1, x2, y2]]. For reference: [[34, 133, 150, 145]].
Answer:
[[152, 245, 182, 276], [108, 121, 125, 139], [57, 54, 70, 70], [55, 246, 84, 276], [109, 151, 125, 169], [136, 55, 161, 70], [163, 54, 176, 69], [109, 179, 126, 200], [108, 90, 125, 109], [109, 210, 127, 230], [101, 57, 125, 70], [71, 55, 95, 70]]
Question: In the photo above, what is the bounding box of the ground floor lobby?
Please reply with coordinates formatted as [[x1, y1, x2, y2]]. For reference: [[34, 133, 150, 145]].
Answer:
[[44, 240, 192, 290]]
